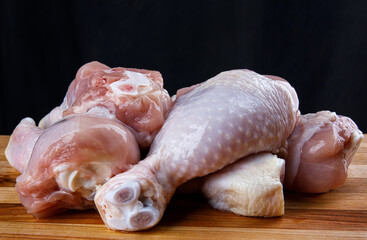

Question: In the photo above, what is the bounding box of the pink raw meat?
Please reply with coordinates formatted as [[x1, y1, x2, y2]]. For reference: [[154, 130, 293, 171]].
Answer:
[[283, 110, 363, 193], [39, 61, 172, 148], [94, 69, 299, 231], [5, 118, 43, 173], [9, 114, 140, 217]]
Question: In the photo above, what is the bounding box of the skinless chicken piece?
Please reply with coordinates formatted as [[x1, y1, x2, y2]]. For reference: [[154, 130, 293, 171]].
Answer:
[[7, 114, 140, 217], [202, 153, 285, 217], [5, 118, 43, 173], [39, 61, 173, 148], [94, 69, 299, 231], [283, 110, 363, 193]]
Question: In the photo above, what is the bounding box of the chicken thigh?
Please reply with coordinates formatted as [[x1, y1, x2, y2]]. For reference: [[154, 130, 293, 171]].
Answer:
[[39, 61, 172, 148], [8, 114, 140, 217], [283, 110, 363, 193], [94, 69, 299, 231]]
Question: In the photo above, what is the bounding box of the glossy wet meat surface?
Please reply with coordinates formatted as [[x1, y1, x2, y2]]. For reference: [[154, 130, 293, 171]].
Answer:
[[95, 69, 299, 231]]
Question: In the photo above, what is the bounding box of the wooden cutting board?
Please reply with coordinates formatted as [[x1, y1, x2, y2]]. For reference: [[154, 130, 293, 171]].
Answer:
[[0, 135, 366, 239]]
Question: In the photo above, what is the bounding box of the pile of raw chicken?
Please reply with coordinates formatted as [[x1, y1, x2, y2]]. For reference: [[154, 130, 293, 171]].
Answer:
[[5, 61, 363, 232]]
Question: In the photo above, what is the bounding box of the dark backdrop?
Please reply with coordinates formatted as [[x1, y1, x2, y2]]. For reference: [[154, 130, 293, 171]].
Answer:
[[1, 0, 366, 134]]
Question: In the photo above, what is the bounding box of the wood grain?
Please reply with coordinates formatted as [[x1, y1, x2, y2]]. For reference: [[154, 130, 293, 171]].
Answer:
[[1, 135, 366, 239]]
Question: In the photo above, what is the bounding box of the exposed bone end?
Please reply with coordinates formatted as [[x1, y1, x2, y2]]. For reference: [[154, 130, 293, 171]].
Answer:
[[114, 187, 135, 203], [95, 166, 166, 231], [129, 207, 159, 229], [130, 211, 153, 228]]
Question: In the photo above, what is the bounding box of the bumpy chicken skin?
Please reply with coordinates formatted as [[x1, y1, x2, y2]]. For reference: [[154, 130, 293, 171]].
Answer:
[[94, 69, 299, 231]]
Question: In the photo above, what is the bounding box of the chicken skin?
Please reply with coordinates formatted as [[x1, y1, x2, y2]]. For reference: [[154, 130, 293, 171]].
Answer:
[[94, 69, 299, 231]]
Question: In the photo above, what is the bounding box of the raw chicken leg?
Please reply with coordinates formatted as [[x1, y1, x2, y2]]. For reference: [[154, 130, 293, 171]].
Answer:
[[202, 153, 285, 217], [39, 61, 172, 148], [283, 111, 363, 193], [195, 111, 362, 216], [11, 114, 140, 217], [94, 69, 299, 231]]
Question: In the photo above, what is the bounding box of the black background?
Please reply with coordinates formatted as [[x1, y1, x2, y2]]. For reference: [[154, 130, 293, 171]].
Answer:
[[1, 0, 366, 134]]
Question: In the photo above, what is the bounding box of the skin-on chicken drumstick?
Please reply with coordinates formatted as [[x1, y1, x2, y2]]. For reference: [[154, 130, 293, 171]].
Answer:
[[94, 69, 299, 231]]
